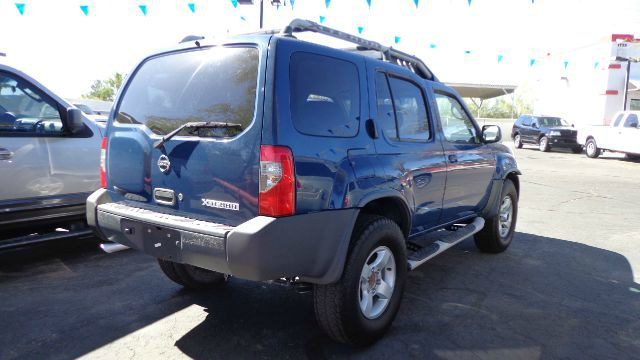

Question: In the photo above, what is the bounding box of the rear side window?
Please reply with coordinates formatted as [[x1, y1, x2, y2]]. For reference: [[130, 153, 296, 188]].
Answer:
[[612, 113, 624, 127], [289, 52, 359, 137], [116, 46, 259, 137], [374, 72, 430, 141]]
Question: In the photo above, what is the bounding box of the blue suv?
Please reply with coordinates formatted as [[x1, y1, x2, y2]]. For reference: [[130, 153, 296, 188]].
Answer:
[[87, 19, 521, 345]]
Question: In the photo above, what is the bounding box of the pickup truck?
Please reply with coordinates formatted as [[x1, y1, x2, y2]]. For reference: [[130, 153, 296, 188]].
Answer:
[[0, 63, 103, 248], [580, 111, 640, 159], [87, 19, 521, 345]]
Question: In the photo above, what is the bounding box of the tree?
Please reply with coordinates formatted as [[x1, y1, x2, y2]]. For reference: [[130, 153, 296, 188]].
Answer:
[[465, 95, 533, 119], [82, 73, 124, 101]]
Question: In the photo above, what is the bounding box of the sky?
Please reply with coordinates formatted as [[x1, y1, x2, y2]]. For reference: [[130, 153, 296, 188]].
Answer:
[[1, 0, 639, 98]]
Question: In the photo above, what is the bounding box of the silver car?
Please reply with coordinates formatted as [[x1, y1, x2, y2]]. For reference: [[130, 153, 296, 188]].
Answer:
[[0, 64, 103, 244]]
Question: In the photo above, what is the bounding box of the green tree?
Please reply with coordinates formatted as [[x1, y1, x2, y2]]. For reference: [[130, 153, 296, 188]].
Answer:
[[82, 73, 124, 101], [466, 95, 533, 119]]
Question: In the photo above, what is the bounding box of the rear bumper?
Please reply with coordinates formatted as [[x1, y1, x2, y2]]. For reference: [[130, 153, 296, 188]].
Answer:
[[87, 189, 358, 284]]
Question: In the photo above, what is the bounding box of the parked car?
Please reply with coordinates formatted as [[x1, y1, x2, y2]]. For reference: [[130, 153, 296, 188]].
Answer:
[[579, 110, 640, 159], [68, 98, 112, 124], [511, 115, 582, 153], [87, 19, 521, 345], [0, 63, 103, 246]]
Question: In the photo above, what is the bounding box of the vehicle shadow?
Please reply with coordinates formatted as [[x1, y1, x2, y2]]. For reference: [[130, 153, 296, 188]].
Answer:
[[1, 232, 639, 359]]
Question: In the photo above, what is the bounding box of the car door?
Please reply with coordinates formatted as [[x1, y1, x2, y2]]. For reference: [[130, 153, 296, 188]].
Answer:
[[620, 113, 640, 153], [432, 88, 497, 223], [367, 62, 447, 234], [519, 116, 534, 143], [0, 70, 100, 208]]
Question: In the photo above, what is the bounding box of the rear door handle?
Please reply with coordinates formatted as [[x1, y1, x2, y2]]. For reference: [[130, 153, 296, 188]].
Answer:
[[448, 154, 458, 163], [0, 148, 13, 160]]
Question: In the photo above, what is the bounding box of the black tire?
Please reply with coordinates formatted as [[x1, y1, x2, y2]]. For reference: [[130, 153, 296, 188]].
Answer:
[[475, 179, 518, 253], [585, 138, 600, 158], [513, 133, 523, 149], [158, 259, 228, 289], [314, 215, 407, 346], [538, 136, 550, 152], [571, 147, 583, 154]]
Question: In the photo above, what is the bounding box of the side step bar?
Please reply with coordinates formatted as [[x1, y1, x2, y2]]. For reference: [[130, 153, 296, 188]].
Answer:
[[407, 217, 485, 271]]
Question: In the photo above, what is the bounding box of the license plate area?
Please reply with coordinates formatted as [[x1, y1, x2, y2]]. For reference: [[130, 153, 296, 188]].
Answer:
[[121, 219, 181, 261]]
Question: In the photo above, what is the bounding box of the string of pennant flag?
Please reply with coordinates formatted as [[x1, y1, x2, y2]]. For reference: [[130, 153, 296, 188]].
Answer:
[[7, 0, 604, 70]]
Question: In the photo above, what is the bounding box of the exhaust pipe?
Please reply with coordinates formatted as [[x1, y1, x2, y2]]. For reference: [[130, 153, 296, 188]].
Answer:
[[100, 242, 130, 253]]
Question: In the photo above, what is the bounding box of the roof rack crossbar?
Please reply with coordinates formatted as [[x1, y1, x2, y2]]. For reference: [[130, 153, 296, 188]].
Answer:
[[281, 19, 436, 81]]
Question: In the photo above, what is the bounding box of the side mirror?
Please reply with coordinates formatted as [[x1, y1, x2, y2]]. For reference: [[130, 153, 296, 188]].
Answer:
[[482, 125, 502, 144], [64, 108, 84, 134]]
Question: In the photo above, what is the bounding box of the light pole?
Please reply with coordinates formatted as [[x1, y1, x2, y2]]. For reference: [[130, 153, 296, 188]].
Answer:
[[239, 0, 283, 29], [616, 56, 639, 110]]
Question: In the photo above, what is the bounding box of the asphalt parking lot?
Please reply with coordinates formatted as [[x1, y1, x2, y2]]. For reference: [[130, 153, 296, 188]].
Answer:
[[1, 145, 640, 360]]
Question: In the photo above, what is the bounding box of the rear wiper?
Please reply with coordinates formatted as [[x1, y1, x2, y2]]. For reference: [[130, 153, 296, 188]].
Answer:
[[153, 121, 242, 149]]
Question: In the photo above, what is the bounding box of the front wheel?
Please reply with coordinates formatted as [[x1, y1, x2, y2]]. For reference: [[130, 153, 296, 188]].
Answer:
[[513, 134, 523, 149], [475, 179, 518, 253], [158, 259, 228, 289], [314, 215, 407, 346], [538, 136, 550, 152], [585, 138, 600, 158]]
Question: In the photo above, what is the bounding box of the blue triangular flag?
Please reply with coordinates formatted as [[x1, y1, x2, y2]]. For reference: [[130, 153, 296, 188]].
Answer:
[[15, 3, 25, 15], [394, 36, 401, 44], [290, 0, 295, 9], [413, 0, 419, 8], [464, 50, 471, 54], [139, 4, 147, 16], [319, 16, 325, 23], [468, 0, 472, 6], [240, 15, 246, 21], [594, 61, 599, 69], [80, 5, 89, 16], [357, 26, 363, 34], [325, 0, 331, 8], [429, 43, 436, 49], [231, 0, 238, 8], [563, 61, 569, 69], [497, 55, 503, 63], [188, 3, 195, 13], [530, 59, 536, 66], [366, 0, 372, 9], [276, 4, 280, 10]]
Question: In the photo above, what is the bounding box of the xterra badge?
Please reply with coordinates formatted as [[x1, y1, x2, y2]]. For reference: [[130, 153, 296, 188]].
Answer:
[[201, 198, 240, 211]]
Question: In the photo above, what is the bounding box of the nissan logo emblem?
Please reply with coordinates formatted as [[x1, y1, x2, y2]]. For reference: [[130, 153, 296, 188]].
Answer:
[[157, 155, 171, 174]]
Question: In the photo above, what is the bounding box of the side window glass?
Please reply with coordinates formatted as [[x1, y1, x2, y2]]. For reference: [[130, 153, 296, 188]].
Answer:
[[388, 77, 430, 141], [0, 73, 63, 134], [374, 72, 398, 140], [290, 52, 359, 137], [623, 114, 639, 128], [435, 93, 479, 144], [522, 116, 532, 126], [613, 113, 624, 127]]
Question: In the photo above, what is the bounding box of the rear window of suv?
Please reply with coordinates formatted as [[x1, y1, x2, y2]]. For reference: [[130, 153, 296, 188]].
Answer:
[[289, 52, 360, 137], [115, 46, 259, 137]]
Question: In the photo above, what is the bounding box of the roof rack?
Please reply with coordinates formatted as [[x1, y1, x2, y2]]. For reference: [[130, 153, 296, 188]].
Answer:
[[281, 19, 437, 81]]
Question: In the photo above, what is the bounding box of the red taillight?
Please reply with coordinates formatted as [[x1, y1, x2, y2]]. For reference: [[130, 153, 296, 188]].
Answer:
[[100, 137, 107, 188], [259, 145, 295, 217]]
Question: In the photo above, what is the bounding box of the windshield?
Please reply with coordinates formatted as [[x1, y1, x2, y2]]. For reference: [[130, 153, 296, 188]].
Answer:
[[115, 46, 259, 137], [538, 117, 567, 127]]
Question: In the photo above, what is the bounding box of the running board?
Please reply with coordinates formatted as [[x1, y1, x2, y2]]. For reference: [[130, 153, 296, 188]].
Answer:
[[407, 217, 485, 271]]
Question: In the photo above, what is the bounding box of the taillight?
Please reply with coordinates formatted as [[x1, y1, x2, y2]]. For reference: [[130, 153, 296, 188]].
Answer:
[[259, 145, 295, 217], [100, 137, 107, 188]]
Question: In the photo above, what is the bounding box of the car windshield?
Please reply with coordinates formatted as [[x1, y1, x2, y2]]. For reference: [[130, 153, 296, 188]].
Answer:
[[538, 117, 567, 127]]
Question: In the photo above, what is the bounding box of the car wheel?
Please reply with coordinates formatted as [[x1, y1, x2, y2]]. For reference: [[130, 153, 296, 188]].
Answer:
[[571, 147, 583, 154], [475, 179, 518, 253], [314, 215, 407, 346], [513, 134, 523, 149], [585, 138, 600, 158], [538, 136, 550, 152], [158, 259, 228, 289]]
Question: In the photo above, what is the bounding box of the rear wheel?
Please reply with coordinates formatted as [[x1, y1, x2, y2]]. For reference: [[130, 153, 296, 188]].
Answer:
[[314, 215, 407, 346], [158, 259, 228, 289], [475, 179, 518, 253], [585, 138, 600, 158], [538, 136, 550, 152], [513, 134, 523, 149]]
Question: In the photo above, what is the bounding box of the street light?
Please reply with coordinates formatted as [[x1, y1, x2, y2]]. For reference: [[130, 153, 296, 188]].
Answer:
[[238, 0, 285, 29], [615, 56, 639, 111]]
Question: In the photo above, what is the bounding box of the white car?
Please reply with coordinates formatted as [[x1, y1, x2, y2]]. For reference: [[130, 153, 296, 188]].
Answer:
[[580, 111, 640, 159], [0, 64, 103, 246]]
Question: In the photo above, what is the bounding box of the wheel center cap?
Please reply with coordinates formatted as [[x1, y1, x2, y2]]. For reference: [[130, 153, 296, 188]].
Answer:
[[368, 271, 377, 290]]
